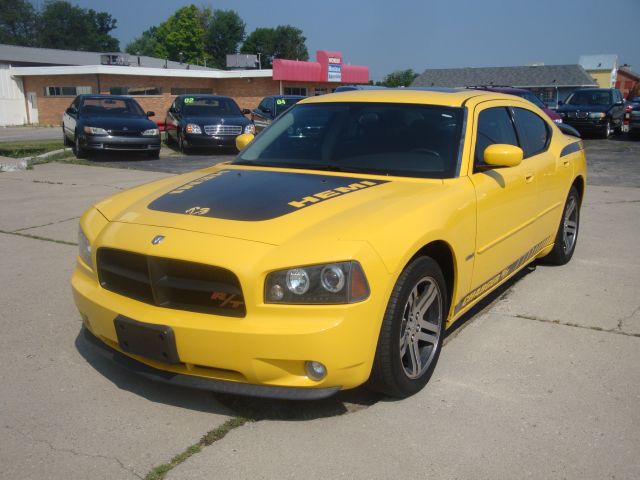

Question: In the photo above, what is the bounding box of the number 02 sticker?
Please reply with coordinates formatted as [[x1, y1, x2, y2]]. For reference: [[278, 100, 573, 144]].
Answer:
[[184, 98, 194, 104]]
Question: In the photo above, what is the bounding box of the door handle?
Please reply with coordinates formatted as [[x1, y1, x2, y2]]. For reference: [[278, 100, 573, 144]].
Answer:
[[562, 159, 570, 167], [525, 173, 534, 183]]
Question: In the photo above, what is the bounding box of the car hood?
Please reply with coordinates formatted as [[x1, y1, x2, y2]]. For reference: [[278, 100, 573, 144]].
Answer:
[[93, 165, 445, 247], [80, 115, 157, 130], [557, 104, 610, 113], [181, 115, 250, 126]]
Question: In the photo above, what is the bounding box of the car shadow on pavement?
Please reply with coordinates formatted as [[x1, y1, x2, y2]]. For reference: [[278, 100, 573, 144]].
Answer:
[[73, 264, 536, 421]]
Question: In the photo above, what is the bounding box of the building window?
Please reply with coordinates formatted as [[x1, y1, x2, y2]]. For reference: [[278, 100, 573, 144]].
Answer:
[[314, 87, 328, 96], [170, 87, 214, 95], [109, 86, 162, 95], [284, 87, 308, 96], [44, 86, 91, 96]]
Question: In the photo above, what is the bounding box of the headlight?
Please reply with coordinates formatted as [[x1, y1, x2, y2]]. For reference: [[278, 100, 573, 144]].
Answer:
[[78, 227, 92, 269], [588, 112, 606, 119], [83, 126, 108, 135], [265, 261, 370, 304], [142, 128, 159, 136], [554, 118, 563, 124], [185, 123, 202, 134], [243, 124, 256, 134]]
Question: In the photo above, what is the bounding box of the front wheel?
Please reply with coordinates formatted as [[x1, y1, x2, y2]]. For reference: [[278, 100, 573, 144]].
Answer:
[[602, 121, 612, 139], [178, 132, 190, 154], [541, 186, 580, 265], [73, 134, 86, 159], [368, 256, 447, 398]]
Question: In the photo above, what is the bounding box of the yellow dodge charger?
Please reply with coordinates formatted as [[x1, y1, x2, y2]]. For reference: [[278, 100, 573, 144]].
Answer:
[[72, 89, 586, 399]]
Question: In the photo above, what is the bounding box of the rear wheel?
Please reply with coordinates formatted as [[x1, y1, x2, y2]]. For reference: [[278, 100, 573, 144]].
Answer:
[[368, 256, 447, 398], [541, 186, 580, 265]]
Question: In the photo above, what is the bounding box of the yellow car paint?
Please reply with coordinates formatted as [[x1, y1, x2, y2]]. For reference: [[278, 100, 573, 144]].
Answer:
[[72, 89, 587, 397]]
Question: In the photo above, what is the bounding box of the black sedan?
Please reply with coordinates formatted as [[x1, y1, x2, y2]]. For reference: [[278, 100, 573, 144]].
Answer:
[[165, 95, 254, 153], [251, 95, 304, 133], [62, 95, 161, 159]]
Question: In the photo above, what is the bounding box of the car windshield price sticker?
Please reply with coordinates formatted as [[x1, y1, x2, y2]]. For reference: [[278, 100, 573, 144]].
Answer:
[[276, 99, 287, 105], [184, 98, 194, 104]]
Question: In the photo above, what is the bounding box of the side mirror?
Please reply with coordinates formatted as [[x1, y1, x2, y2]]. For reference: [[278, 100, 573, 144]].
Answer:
[[242, 108, 251, 115], [483, 144, 523, 168], [146, 111, 155, 117], [66, 107, 76, 115], [235, 133, 255, 151]]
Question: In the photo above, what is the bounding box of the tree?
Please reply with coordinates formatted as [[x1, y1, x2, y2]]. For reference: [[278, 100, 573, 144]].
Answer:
[[125, 27, 158, 57], [241, 25, 308, 69], [152, 5, 208, 64], [241, 27, 276, 68], [0, 0, 37, 46], [206, 9, 245, 68], [36, 1, 119, 51], [272, 25, 308, 62], [379, 69, 419, 87]]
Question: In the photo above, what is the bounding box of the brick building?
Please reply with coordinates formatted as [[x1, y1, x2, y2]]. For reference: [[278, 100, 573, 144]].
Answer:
[[615, 65, 640, 99], [0, 44, 368, 126]]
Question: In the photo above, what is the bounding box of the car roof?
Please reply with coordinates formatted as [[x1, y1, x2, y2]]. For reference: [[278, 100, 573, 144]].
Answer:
[[573, 88, 613, 92], [467, 85, 530, 94], [177, 94, 233, 100], [265, 95, 305, 99], [299, 88, 504, 107], [79, 94, 132, 101]]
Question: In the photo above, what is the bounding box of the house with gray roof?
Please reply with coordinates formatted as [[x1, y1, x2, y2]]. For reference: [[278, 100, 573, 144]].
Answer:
[[411, 64, 597, 108]]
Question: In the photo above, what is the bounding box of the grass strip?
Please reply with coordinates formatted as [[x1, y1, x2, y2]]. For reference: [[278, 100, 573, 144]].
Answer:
[[144, 416, 250, 480], [0, 139, 64, 158]]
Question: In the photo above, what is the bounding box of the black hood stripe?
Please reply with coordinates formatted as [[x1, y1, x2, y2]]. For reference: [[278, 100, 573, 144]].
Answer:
[[148, 169, 389, 221]]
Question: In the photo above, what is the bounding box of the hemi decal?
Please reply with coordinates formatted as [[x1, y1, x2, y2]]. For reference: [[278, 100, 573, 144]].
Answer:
[[560, 141, 583, 157], [288, 181, 380, 209], [454, 236, 552, 314]]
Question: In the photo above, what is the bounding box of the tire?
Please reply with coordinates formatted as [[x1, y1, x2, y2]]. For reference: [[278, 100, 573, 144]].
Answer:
[[73, 133, 87, 159], [368, 256, 447, 398], [147, 150, 160, 159], [602, 121, 612, 139], [541, 186, 580, 265], [178, 132, 189, 154]]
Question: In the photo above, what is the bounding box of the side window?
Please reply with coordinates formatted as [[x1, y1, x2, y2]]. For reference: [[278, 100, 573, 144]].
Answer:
[[475, 107, 518, 166], [71, 96, 81, 111], [258, 99, 269, 111], [512, 108, 549, 158]]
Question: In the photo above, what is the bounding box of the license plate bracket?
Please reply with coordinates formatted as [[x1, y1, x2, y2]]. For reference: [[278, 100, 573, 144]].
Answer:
[[114, 315, 180, 364]]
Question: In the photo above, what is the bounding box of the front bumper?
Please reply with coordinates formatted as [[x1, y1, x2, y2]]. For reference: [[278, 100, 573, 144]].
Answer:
[[562, 118, 609, 132], [82, 135, 161, 152], [184, 133, 238, 148], [71, 223, 390, 397]]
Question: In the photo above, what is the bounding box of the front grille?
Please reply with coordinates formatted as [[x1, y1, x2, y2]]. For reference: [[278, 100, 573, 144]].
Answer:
[[97, 248, 246, 317], [203, 125, 242, 136], [107, 130, 142, 137]]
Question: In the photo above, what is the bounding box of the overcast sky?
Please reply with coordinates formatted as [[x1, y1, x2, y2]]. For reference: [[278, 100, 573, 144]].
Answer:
[[64, 0, 640, 80]]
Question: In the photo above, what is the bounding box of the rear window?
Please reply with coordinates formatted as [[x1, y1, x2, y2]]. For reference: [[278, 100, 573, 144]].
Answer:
[[236, 102, 464, 179]]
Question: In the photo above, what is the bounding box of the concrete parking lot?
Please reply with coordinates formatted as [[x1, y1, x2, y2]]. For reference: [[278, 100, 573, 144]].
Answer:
[[0, 139, 639, 479]]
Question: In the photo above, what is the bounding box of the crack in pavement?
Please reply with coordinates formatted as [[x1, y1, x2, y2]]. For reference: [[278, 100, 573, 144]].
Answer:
[[512, 313, 640, 338], [0, 229, 77, 246], [6, 425, 143, 479], [13, 215, 80, 232], [617, 305, 640, 331], [0, 175, 128, 191]]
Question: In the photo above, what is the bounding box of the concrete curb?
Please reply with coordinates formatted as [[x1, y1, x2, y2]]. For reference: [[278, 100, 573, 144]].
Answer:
[[0, 148, 72, 172]]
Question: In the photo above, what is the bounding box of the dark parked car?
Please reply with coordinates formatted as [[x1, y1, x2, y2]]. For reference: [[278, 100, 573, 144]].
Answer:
[[251, 95, 304, 133], [467, 86, 562, 123], [556, 88, 625, 138], [629, 102, 640, 140], [165, 95, 254, 153], [62, 95, 161, 159]]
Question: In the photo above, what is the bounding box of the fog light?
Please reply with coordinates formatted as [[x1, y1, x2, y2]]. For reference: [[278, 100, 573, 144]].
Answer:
[[305, 361, 327, 381], [269, 284, 284, 301]]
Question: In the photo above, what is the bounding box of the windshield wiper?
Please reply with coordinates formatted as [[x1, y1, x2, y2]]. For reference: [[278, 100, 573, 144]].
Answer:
[[233, 161, 333, 171]]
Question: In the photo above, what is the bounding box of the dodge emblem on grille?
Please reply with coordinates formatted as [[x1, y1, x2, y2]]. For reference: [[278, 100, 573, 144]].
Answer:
[[151, 235, 165, 245]]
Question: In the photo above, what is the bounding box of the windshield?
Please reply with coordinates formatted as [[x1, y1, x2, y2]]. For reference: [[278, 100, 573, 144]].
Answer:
[[234, 102, 464, 179], [566, 91, 612, 106], [182, 97, 242, 116], [274, 97, 302, 116], [80, 97, 145, 116], [518, 92, 546, 109]]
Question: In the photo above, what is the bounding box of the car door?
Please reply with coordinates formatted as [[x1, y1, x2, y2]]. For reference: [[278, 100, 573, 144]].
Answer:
[[468, 102, 543, 293], [63, 96, 81, 140], [252, 98, 274, 132], [166, 98, 182, 141], [511, 106, 570, 241]]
